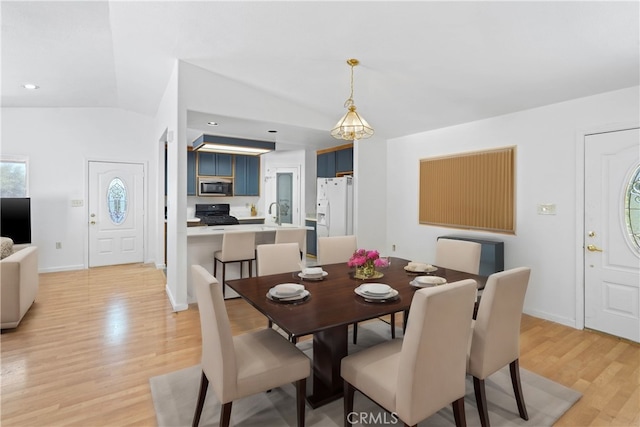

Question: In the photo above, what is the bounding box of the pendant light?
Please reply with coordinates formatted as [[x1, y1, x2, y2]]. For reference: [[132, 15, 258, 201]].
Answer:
[[330, 58, 374, 141]]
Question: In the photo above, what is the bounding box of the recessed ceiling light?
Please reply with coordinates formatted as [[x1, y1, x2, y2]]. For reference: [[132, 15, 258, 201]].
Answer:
[[22, 83, 39, 90], [207, 121, 218, 126]]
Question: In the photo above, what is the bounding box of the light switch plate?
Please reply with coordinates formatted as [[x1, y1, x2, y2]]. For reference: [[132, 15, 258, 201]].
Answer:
[[537, 203, 556, 215]]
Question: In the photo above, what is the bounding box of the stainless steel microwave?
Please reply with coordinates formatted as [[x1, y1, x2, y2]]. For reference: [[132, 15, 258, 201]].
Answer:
[[198, 178, 233, 196]]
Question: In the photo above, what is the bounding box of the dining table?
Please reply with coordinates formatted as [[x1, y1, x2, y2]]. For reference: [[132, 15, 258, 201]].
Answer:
[[225, 256, 487, 408]]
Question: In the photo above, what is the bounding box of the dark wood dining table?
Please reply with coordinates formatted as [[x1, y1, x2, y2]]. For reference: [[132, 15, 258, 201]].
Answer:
[[226, 256, 487, 408]]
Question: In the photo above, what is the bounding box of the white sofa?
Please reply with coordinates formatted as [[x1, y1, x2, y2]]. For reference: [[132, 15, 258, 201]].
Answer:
[[1, 242, 39, 329]]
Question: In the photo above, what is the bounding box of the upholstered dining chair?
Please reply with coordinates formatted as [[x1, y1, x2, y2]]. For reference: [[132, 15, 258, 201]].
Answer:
[[341, 279, 478, 427], [257, 242, 302, 277], [435, 238, 482, 275], [317, 235, 396, 343], [467, 267, 531, 427], [191, 265, 311, 427], [257, 242, 303, 340], [316, 235, 357, 265], [213, 231, 256, 297], [275, 228, 306, 258]]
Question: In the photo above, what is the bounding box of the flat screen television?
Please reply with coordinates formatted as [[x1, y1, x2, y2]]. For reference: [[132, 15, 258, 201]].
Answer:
[[1, 198, 31, 244]]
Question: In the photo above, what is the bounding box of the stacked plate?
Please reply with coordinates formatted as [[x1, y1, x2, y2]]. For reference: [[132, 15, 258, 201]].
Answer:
[[267, 283, 309, 302], [409, 276, 447, 288], [354, 283, 399, 302], [298, 267, 328, 280]]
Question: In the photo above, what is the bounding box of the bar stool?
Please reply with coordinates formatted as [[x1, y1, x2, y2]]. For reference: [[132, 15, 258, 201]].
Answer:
[[274, 228, 306, 259], [214, 231, 256, 297]]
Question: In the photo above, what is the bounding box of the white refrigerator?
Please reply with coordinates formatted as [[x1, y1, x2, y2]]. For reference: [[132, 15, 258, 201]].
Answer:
[[316, 177, 353, 238]]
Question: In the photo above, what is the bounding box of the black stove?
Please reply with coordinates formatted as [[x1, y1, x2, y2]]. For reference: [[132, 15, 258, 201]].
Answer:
[[194, 203, 239, 226]]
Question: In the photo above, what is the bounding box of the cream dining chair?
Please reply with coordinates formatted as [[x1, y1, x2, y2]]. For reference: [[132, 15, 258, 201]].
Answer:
[[317, 235, 397, 343], [467, 267, 531, 427], [256, 242, 303, 340], [316, 235, 357, 265], [435, 238, 482, 274], [213, 231, 256, 297], [274, 228, 306, 258], [257, 242, 302, 276], [341, 279, 478, 427], [191, 265, 311, 427]]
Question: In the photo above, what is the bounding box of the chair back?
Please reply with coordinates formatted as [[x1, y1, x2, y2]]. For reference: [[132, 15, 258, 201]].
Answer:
[[220, 231, 255, 261], [435, 238, 482, 274], [468, 267, 531, 379], [191, 265, 238, 401], [396, 280, 477, 424], [257, 243, 302, 276], [317, 235, 357, 265], [275, 228, 306, 254]]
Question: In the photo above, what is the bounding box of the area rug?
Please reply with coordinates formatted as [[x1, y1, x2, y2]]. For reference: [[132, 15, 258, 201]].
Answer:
[[150, 322, 581, 427]]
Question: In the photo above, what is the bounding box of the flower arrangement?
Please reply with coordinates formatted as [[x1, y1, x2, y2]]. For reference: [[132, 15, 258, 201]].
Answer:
[[348, 249, 389, 278]]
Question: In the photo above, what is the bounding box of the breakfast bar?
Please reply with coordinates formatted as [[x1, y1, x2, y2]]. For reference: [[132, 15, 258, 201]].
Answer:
[[186, 223, 312, 302]]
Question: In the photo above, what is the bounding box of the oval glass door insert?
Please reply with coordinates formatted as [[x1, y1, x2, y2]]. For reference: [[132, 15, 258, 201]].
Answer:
[[107, 177, 128, 225]]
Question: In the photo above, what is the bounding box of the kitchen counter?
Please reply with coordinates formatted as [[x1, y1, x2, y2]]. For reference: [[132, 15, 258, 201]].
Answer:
[[187, 223, 311, 237], [186, 223, 312, 302]]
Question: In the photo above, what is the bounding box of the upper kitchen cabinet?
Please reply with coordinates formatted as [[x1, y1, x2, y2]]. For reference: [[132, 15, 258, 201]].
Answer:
[[187, 150, 196, 196], [234, 155, 260, 196], [198, 152, 233, 177], [317, 151, 336, 178], [317, 143, 353, 178]]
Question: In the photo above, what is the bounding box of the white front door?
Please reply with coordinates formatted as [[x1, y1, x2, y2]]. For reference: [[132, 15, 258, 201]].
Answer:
[[584, 128, 640, 342], [88, 161, 145, 267]]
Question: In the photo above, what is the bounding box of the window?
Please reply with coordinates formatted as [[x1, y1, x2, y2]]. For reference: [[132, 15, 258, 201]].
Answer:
[[625, 165, 640, 252], [0, 156, 28, 197]]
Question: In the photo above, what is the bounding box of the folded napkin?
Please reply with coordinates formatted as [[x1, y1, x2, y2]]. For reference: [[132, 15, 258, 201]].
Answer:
[[273, 283, 305, 297], [303, 267, 323, 276], [408, 261, 430, 271]]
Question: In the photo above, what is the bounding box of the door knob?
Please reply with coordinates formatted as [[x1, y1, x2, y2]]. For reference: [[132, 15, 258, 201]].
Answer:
[[586, 244, 603, 252], [90, 221, 96, 225]]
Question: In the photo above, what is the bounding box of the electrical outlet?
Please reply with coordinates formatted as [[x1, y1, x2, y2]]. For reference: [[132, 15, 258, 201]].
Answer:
[[537, 203, 556, 215], [55, 242, 62, 249], [71, 199, 84, 207], [392, 244, 396, 251]]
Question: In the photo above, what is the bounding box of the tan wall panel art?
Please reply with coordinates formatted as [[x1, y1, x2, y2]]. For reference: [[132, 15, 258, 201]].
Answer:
[[419, 147, 515, 233]]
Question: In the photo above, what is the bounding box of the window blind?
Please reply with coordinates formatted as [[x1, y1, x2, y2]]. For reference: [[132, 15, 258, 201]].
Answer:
[[419, 147, 515, 234]]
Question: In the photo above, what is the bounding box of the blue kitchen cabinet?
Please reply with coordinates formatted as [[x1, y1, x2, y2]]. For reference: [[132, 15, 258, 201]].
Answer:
[[198, 152, 233, 176], [317, 152, 336, 178], [336, 148, 353, 173], [187, 150, 196, 195], [234, 155, 260, 196]]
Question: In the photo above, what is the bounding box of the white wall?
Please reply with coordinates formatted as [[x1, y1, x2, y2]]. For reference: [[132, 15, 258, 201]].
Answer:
[[385, 86, 639, 328], [1, 107, 156, 272], [354, 137, 389, 253]]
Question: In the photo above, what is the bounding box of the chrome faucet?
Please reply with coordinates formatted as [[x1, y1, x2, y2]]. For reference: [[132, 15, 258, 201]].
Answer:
[[268, 202, 282, 225]]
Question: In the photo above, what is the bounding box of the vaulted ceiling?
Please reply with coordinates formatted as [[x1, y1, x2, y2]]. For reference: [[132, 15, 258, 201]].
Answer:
[[2, 1, 638, 148]]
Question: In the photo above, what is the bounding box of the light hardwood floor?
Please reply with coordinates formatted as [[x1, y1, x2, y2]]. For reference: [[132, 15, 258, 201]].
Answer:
[[1, 263, 638, 426]]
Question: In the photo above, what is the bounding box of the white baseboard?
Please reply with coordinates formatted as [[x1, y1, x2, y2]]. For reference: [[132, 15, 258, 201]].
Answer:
[[165, 284, 188, 312]]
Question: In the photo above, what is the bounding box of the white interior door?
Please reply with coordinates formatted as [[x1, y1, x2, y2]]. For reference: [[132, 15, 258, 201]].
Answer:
[[584, 128, 640, 342], [89, 161, 144, 267]]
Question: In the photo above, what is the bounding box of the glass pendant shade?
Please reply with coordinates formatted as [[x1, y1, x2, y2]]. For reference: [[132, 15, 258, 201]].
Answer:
[[331, 105, 374, 141]]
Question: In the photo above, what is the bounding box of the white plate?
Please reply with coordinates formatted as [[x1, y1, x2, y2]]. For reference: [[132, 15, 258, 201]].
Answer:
[[359, 283, 391, 295], [297, 271, 328, 279], [355, 286, 398, 300], [267, 289, 310, 301], [410, 276, 447, 288], [271, 283, 305, 297], [404, 265, 438, 273]]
